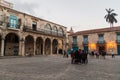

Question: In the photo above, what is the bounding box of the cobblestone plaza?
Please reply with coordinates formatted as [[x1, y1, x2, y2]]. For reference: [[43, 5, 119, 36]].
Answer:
[[0, 55, 120, 80]]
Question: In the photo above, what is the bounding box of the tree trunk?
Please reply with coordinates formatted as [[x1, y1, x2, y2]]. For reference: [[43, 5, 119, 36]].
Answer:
[[110, 23, 113, 27]]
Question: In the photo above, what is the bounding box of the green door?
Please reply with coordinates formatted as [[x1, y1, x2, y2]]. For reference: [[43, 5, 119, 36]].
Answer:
[[117, 45, 120, 55], [84, 46, 88, 53]]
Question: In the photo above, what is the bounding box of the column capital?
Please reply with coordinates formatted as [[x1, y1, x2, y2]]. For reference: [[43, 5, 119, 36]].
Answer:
[[20, 38, 24, 42]]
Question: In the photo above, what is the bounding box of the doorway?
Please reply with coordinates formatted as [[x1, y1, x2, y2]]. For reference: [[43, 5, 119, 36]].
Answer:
[[98, 45, 105, 54]]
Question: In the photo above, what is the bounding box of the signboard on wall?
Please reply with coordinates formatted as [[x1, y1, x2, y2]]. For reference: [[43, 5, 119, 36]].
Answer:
[[9, 14, 18, 28]]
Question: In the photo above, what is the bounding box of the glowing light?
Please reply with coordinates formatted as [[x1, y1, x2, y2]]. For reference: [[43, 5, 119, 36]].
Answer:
[[89, 43, 96, 50], [107, 41, 116, 49]]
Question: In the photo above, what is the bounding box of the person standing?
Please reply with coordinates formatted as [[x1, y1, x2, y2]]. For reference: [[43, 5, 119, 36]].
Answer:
[[111, 50, 115, 58], [70, 50, 75, 64], [95, 50, 99, 59]]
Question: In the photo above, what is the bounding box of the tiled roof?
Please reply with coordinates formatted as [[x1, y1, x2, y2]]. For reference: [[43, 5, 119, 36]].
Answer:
[[70, 26, 120, 36]]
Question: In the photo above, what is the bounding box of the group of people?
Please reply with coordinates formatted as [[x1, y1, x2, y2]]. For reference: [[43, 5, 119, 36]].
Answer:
[[64, 48, 115, 65], [70, 49, 88, 64], [90, 50, 106, 59]]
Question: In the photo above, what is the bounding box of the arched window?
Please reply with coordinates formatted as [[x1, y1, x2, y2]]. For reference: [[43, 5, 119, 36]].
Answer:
[[58, 27, 64, 36], [52, 26, 58, 35], [44, 24, 52, 34]]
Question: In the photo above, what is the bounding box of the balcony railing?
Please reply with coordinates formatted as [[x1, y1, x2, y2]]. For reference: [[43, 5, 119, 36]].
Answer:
[[52, 32, 58, 36], [72, 42, 78, 47], [44, 30, 52, 34], [116, 40, 120, 43], [23, 26, 44, 33], [82, 41, 89, 45], [97, 40, 105, 44], [23, 26, 65, 37], [7, 23, 20, 29]]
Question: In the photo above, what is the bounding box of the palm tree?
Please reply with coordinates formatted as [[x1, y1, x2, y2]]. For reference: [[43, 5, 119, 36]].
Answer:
[[104, 8, 118, 27]]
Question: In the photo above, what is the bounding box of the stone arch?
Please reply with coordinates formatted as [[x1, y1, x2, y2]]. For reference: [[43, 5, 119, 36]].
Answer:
[[36, 37, 43, 55], [52, 39, 58, 54], [52, 26, 58, 35], [25, 35, 34, 56], [44, 23, 52, 34], [4, 33, 19, 56], [58, 39, 63, 54], [45, 38, 51, 55]]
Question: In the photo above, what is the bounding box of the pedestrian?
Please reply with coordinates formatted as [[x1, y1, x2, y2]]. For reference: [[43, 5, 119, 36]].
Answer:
[[81, 50, 86, 64], [70, 50, 75, 64], [111, 50, 115, 58], [74, 50, 79, 64], [85, 51, 88, 64], [95, 50, 99, 59], [78, 49, 82, 63], [91, 51, 94, 57], [101, 50, 106, 59]]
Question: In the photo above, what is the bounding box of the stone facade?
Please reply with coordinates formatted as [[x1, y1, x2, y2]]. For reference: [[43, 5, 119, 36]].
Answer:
[[0, 4, 67, 56], [69, 27, 120, 55], [0, 0, 13, 8]]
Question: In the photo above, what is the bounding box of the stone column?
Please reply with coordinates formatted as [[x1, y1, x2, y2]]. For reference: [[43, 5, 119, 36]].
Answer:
[[33, 41, 36, 56], [1, 38, 5, 56], [21, 40, 25, 56], [19, 41, 22, 56], [57, 46, 58, 55], [50, 43, 52, 55], [62, 41, 65, 55], [43, 43, 45, 55]]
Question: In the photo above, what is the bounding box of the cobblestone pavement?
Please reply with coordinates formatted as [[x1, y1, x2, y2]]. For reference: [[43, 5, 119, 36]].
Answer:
[[0, 55, 120, 80]]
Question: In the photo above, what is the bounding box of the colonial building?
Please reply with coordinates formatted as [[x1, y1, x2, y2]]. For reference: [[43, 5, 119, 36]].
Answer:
[[69, 27, 120, 55], [0, 1, 67, 56], [66, 27, 74, 51]]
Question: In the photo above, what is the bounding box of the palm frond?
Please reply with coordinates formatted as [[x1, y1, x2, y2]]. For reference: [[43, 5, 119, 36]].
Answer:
[[111, 13, 118, 16], [113, 17, 117, 23], [105, 8, 118, 27]]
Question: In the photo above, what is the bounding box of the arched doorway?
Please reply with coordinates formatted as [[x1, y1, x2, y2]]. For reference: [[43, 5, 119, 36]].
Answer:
[[5, 33, 19, 56], [25, 35, 34, 56], [58, 40, 63, 54], [45, 38, 51, 55], [52, 39, 58, 54], [36, 37, 43, 55]]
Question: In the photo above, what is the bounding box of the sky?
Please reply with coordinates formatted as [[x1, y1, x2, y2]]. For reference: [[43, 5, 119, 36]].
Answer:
[[6, 0, 120, 32]]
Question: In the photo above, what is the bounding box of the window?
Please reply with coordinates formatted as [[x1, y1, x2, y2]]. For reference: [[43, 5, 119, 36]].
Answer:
[[98, 34, 104, 41], [58, 27, 64, 36], [44, 24, 52, 34], [52, 26, 57, 35], [9, 14, 18, 28], [83, 35, 88, 42], [117, 33, 120, 41], [32, 21, 37, 30], [73, 36, 77, 43]]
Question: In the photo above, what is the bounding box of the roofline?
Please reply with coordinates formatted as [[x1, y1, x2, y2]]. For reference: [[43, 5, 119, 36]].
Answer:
[[70, 26, 120, 36], [0, 5, 67, 28]]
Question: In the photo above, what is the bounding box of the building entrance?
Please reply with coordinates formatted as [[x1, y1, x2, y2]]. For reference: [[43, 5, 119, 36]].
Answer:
[[5, 33, 19, 56], [98, 45, 105, 55]]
